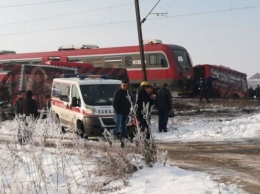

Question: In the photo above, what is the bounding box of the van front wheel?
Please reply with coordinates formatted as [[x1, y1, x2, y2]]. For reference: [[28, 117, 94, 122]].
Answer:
[[77, 121, 87, 139]]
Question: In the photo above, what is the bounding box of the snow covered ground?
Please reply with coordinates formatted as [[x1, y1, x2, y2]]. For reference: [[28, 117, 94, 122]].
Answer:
[[0, 107, 259, 194]]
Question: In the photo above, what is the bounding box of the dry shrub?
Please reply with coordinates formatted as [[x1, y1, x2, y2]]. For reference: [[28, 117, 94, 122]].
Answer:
[[0, 105, 165, 193]]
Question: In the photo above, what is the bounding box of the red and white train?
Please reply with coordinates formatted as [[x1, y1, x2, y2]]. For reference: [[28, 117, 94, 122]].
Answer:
[[0, 40, 248, 99], [0, 39, 194, 94]]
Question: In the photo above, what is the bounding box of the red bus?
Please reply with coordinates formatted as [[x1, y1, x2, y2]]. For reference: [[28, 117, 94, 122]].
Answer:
[[0, 39, 194, 94], [0, 61, 128, 110], [193, 64, 248, 98]]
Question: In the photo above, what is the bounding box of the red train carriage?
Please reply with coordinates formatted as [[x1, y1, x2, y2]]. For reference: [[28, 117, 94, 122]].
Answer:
[[193, 64, 248, 98], [0, 40, 194, 94]]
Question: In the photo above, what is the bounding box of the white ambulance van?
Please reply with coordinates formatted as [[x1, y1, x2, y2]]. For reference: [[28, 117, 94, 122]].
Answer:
[[51, 75, 121, 138]]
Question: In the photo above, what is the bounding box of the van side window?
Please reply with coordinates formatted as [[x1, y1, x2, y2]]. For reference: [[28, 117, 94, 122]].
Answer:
[[52, 83, 60, 98], [71, 85, 81, 107], [59, 83, 70, 102]]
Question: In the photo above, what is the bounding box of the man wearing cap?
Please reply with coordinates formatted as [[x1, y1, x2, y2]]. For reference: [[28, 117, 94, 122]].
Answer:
[[136, 81, 154, 139], [112, 80, 131, 147]]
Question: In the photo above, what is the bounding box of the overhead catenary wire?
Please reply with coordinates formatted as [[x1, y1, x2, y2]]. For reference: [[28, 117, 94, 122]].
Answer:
[[0, 0, 153, 26], [0, 0, 73, 9], [0, 4, 260, 37], [141, 0, 161, 24]]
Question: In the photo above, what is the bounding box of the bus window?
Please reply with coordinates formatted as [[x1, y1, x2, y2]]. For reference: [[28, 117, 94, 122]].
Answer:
[[149, 54, 168, 67], [68, 58, 83, 63], [173, 50, 190, 71], [48, 57, 60, 61], [85, 58, 103, 67], [104, 56, 122, 68]]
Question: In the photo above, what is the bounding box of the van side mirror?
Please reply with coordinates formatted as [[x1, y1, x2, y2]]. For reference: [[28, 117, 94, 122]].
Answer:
[[71, 97, 78, 107]]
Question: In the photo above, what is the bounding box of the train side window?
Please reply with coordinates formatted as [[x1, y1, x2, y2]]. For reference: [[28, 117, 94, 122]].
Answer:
[[127, 54, 142, 68], [125, 56, 132, 67], [150, 54, 156, 65], [149, 54, 168, 67], [85, 58, 103, 67], [104, 56, 122, 68]]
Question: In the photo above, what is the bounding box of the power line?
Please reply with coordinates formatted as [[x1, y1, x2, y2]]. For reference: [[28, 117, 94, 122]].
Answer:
[[165, 5, 260, 19], [0, 0, 73, 9], [0, 20, 135, 36], [0, 4, 259, 37], [0, 0, 152, 26]]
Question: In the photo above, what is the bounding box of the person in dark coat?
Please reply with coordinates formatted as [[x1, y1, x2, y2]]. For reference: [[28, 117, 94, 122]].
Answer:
[[199, 78, 209, 103], [247, 86, 255, 98], [136, 82, 154, 139], [112, 80, 131, 145], [255, 85, 260, 98], [21, 90, 38, 119], [206, 76, 218, 98], [15, 90, 26, 115], [155, 83, 172, 132]]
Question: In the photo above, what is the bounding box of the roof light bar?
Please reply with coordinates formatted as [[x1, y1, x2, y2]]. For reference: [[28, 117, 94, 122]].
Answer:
[[61, 74, 109, 79]]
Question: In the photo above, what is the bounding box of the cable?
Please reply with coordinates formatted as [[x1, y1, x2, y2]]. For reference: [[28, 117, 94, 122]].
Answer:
[[0, 4, 259, 37], [0, 0, 73, 9], [165, 5, 260, 19], [0, 20, 135, 36], [166, 0, 177, 12], [0, 0, 152, 27], [142, 0, 161, 24]]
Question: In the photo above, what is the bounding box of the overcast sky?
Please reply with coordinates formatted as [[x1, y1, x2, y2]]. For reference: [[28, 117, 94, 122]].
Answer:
[[0, 0, 259, 78]]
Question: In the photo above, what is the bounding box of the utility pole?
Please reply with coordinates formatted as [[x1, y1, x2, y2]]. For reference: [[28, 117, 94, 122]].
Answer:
[[134, 0, 147, 81]]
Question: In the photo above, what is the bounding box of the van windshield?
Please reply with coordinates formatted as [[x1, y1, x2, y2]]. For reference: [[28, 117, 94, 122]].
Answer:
[[80, 84, 120, 105]]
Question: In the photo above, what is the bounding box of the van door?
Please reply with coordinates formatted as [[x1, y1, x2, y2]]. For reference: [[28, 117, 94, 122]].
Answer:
[[57, 83, 71, 127], [70, 85, 82, 128]]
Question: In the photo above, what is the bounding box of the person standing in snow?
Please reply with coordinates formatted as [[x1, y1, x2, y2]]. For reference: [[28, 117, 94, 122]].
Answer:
[[112, 80, 131, 147], [199, 78, 209, 103], [255, 85, 260, 98], [136, 81, 154, 139], [21, 90, 38, 119], [15, 90, 26, 115], [155, 83, 172, 132]]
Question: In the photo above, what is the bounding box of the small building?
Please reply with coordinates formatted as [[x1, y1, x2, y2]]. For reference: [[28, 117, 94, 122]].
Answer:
[[247, 73, 260, 89]]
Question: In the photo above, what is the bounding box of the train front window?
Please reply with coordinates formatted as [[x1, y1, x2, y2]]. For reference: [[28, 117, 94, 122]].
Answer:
[[173, 50, 190, 71]]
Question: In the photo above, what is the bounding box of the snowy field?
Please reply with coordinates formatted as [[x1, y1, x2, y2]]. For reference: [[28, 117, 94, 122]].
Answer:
[[0, 107, 259, 194]]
